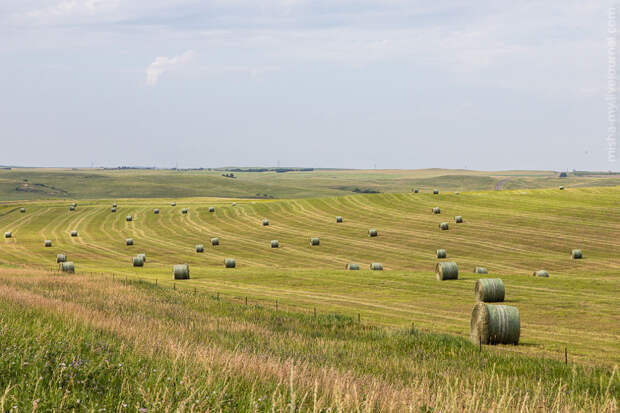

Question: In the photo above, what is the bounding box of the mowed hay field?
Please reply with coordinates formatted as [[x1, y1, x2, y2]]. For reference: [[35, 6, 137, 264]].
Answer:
[[1, 187, 619, 367]]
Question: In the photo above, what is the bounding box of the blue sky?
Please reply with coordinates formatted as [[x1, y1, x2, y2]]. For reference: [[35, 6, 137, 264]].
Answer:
[[0, 1, 615, 170]]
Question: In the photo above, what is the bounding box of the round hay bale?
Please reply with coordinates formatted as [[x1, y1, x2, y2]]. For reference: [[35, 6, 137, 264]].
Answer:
[[209, 206, 215, 213], [60, 262, 75, 273], [559, 186, 565, 190], [433, 189, 439, 195], [570, 249, 582, 259], [153, 209, 160, 214], [69, 206, 76, 211], [435, 262, 458, 280], [56, 254, 67, 263], [414, 189, 419, 193], [439, 222, 449, 230], [112, 203, 117, 208], [436, 249, 447, 259], [132, 256, 144, 267], [533, 270, 549, 278], [182, 208, 188, 214], [111, 207, 117, 213], [70, 230, 78, 237], [20, 208, 25, 213], [125, 238, 134, 246], [336, 216, 343, 223], [455, 216, 463, 223], [470, 302, 520, 345], [432, 207, 440, 214], [262, 219, 270, 226], [126, 215, 133, 222], [173, 264, 189, 279], [71, 203, 77, 208], [225, 258, 236, 268], [196, 244, 204, 253], [474, 266, 489, 274], [346, 263, 360, 270], [310, 237, 320, 246], [137, 253, 146, 262], [455, 192, 460, 195], [171, 202, 176, 206], [270, 240, 279, 248], [370, 262, 383, 271], [211, 237, 220, 246], [44, 240, 52, 247], [4, 232, 12, 238], [475, 278, 505, 302], [232, 202, 237, 206], [368, 229, 378, 237]]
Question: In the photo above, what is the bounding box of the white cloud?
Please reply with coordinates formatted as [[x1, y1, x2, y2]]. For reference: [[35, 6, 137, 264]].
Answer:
[[145, 50, 196, 86]]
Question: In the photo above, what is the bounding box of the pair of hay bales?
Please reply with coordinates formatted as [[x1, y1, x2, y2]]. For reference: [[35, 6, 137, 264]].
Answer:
[[345, 263, 382, 270]]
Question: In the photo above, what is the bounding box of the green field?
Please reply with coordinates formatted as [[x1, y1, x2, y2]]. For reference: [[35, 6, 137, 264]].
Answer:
[[0, 172, 619, 411]]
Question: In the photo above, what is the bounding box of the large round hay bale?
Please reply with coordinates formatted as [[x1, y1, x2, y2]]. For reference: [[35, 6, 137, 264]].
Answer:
[[370, 262, 383, 271], [436, 249, 447, 259], [171, 202, 176, 206], [368, 229, 378, 237], [533, 270, 549, 278], [126, 215, 133, 222], [455, 216, 463, 223], [475, 278, 505, 302], [56, 254, 67, 263], [570, 249, 582, 259], [196, 244, 204, 253], [433, 189, 439, 195], [211, 237, 219, 246], [4, 232, 12, 238], [225, 258, 236, 268], [262, 219, 270, 226], [439, 222, 449, 231], [209, 206, 215, 213], [125, 238, 134, 246], [137, 253, 146, 262], [173, 264, 189, 279], [132, 256, 144, 267], [44, 240, 52, 247], [70, 230, 78, 237], [470, 303, 520, 345], [20, 208, 25, 213], [69, 206, 76, 211], [270, 240, 279, 248], [111, 207, 117, 213], [153, 209, 160, 214], [336, 216, 343, 223], [60, 262, 75, 273], [436, 262, 458, 280], [181, 208, 188, 214], [474, 266, 488, 274], [310, 237, 320, 246], [432, 207, 441, 214], [346, 263, 360, 270]]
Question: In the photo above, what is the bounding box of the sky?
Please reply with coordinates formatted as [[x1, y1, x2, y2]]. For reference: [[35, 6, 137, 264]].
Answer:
[[0, 1, 617, 171]]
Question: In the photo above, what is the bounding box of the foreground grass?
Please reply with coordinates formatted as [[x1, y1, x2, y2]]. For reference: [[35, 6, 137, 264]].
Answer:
[[0, 270, 617, 412]]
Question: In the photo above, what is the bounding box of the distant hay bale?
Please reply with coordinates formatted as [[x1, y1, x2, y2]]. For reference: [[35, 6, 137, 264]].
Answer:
[[439, 222, 449, 230], [455, 192, 460, 195], [132, 256, 144, 267], [370, 262, 383, 271], [126, 215, 133, 222], [270, 240, 279, 248], [310, 237, 320, 246], [70, 230, 78, 237], [153, 209, 160, 214], [232, 202, 237, 206], [171, 202, 176, 206], [173, 264, 189, 279], [44, 240, 52, 247], [436, 249, 447, 258], [470, 302, 520, 345], [433, 189, 439, 195], [414, 189, 419, 193], [20, 208, 25, 213], [533, 270, 549, 278], [336, 216, 343, 223], [455, 216, 463, 223], [225, 258, 236, 268], [435, 262, 458, 280], [69, 206, 76, 211], [262, 219, 270, 226], [196, 244, 204, 253], [368, 229, 378, 237], [559, 186, 565, 190], [474, 266, 489, 274], [71, 203, 77, 208], [432, 207, 440, 214], [211, 237, 219, 246], [137, 253, 146, 262], [56, 254, 67, 263], [111, 207, 117, 213], [4, 232, 12, 238], [209, 207, 215, 213], [346, 263, 360, 270], [112, 203, 117, 208], [570, 249, 582, 259], [125, 238, 134, 246], [182, 208, 188, 214], [60, 262, 75, 273], [475, 278, 505, 302]]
